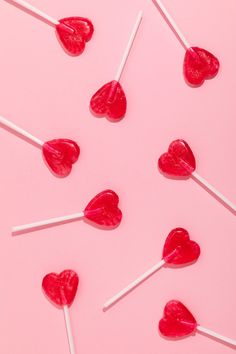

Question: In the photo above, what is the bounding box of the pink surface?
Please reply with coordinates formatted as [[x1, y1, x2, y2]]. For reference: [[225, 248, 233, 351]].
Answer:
[[0, 0, 236, 353]]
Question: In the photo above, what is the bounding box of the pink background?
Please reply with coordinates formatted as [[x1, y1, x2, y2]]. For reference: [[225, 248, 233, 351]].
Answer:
[[0, 0, 236, 353]]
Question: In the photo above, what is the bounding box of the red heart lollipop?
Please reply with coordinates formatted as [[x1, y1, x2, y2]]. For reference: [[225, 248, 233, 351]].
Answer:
[[184, 47, 219, 86], [89, 11, 142, 121], [42, 270, 79, 307], [158, 139, 236, 212], [90, 80, 127, 121], [159, 300, 197, 337], [84, 189, 122, 227], [103, 228, 200, 310], [158, 139, 196, 177], [163, 228, 200, 264], [12, 189, 122, 233], [42, 139, 80, 178], [56, 17, 94, 56]]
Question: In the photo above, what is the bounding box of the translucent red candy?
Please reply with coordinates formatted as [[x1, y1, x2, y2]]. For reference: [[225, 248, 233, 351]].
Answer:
[[84, 190, 122, 227], [42, 139, 80, 178], [162, 228, 200, 264], [90, 80, 127, 121], [159, 300, 197, 338], [56, 17, 94, 56], [42, 270, 79, 307], [158, 139, 196, 177], [184, 47, 219, 86]]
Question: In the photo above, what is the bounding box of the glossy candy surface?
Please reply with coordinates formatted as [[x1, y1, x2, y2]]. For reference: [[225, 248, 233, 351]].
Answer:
[[56, 17, 94, 56], [158, 139, 196, 177], [163, 228, 200, 264], [42, 139, 80, 177], [90, 80, 127, 120], [184, 47, 219, 86], [84, 190, 122, 227], [159, 300, 197, 337], [42, 270, 79, 307]]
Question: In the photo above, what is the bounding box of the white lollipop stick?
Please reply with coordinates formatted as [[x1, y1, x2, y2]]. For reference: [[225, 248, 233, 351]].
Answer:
[[12, 211, 85, 233], [0, 115, 43, 146], [4, 0, 59, 26], [152, 0, 190, 50], [197, 325, 236, 347], [114, 10, 143, 82], [63, 305, 76, 354], [191, 171, 236, 212], [103, 259, 165, 310]]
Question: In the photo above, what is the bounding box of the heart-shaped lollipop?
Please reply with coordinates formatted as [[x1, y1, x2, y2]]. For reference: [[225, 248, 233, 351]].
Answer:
[[163, 228, 200, 264], [84, 189, 122, 226], [152, 0, 219, 86], [56, 17, 94, 56], [43, 139, 80, 178], [184, 47, 220, 86], [90, 11, 142, 121], [103, 228, 200, 310], [42, 270, 79, 354], [159, 300, 236, 349], [158, 139, 196, 177], [12, 190, 122, 234], [90, 81, 127, 120], [158, 139, 236, 213], [42, 269, 79, 307], [6, 0, 93, 56], [0, 115, 80, 178], [159, 300, 197, 337]]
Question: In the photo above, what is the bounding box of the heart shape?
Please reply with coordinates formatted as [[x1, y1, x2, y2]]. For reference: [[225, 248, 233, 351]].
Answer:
[[42, 270, 79, 307], [159, 300, 197, 338], [90, 80, 127, 120], [162, 228, 200, 265], [84, 190, 122, 227], [56, 17, 94, 56], [184, 47, 219, 86], [158, 139, 196, 177], [43, 139, 80, 178]]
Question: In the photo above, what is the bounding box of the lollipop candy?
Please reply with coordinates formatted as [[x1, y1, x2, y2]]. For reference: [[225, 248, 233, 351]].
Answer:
[[0, 115, 79, 177], [12, 189, 122, 233], [103, 228, 200, 310], [158, 139, 236, 213], [4, 0, 94, 56], [42, 270, 79, 354], [159, 300, 236, 348], [152, 0, 219, 86], [90, 10, 142, 121]]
